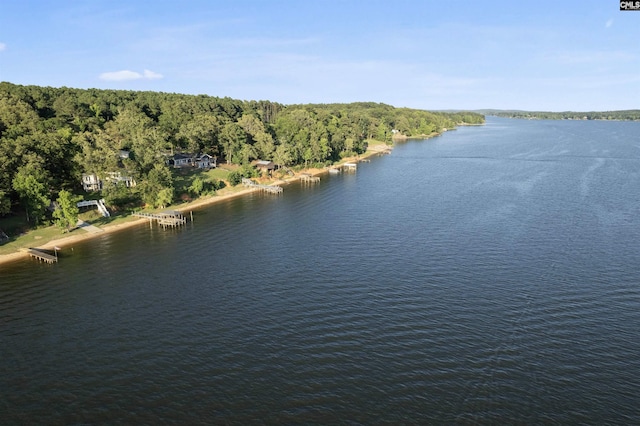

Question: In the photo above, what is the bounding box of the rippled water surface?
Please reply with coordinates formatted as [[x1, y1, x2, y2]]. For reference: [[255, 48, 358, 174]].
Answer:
[[2, 117, 640, 423]]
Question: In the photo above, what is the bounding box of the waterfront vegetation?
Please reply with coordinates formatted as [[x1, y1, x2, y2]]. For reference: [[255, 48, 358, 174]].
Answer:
[[0, 82, 484, 247], [481, 109, 640, 121]]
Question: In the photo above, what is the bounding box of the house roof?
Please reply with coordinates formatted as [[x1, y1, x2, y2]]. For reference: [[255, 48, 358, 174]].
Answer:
[[254, 160, 275, 169], [173, 153, 193, 160]]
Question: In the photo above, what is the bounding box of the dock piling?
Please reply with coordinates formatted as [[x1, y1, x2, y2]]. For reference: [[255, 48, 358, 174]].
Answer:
[[28, 248, 58, 264], [132, 211, 188, 229], [242, 178, 283, 194]]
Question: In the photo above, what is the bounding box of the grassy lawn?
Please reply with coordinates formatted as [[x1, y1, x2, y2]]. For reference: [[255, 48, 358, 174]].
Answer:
[[172, 167, 230, 195], [204, 167, 231, 180], [0, 220, 75, 255], [0, 206, 139, 256]]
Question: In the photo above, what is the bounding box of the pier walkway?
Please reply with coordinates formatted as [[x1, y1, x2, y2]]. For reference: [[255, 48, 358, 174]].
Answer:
[[242, 178, 283, 194], [28, 248, 58, 264], [132, 211, 188, 228], [300, 173, 320, 183]]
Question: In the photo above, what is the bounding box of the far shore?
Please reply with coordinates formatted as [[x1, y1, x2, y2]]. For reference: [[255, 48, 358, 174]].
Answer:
[[0, 143, 393, 268]]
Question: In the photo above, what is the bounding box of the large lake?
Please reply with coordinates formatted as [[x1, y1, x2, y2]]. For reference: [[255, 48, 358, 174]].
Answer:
[[2, 117, 640, 423]]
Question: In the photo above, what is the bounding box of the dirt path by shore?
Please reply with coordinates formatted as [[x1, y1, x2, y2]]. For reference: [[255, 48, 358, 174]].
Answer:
[[0, 144, 392, 268]]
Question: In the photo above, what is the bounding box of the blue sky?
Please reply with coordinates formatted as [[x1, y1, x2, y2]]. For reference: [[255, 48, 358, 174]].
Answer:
[[0, 0, 637, 111]]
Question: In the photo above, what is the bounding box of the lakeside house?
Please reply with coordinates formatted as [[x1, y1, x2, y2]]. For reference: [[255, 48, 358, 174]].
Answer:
[[169, 153, 193, 168], [81, 173, 102, 192], [168, 153, 216, 169], [253, 160, 276, 176], [195, 154, 214, 169], [106, 172, 137, 188], [81, 172, 137, 192]]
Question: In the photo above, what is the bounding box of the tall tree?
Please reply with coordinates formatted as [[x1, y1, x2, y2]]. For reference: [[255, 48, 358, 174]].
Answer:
[[219, 122, 247, 164], [273, 144, 293, 168], [53, 190, 81, 231], [12, 161, 51, 225], [176, 113, 221, 154], [141, 164, 174, 208]]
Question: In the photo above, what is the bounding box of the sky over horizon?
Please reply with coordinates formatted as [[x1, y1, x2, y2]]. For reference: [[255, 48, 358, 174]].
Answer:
[[0, 0, 638, 111]]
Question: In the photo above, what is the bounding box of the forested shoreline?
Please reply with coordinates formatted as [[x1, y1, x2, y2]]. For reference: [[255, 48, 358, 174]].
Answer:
[[481, 109, 640, 121], [0, 82, 484, 231]]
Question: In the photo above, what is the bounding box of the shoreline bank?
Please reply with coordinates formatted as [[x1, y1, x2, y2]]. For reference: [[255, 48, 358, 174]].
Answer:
[[0, 143, 393, 267]]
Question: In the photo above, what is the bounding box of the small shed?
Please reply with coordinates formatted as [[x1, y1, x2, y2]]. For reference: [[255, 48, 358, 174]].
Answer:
[[254, 160, 276, 175], [254, 160, 275, 170]]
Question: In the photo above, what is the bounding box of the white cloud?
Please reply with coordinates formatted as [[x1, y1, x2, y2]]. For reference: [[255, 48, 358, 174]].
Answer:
[[143, 69, 163, 79], [99, 69, 163, 81], [100, 70, 141, 81], [605, 19, 614, 28], [0, 42, 6, 51]]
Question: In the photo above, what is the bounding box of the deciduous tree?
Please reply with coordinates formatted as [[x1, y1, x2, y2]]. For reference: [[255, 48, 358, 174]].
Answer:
[[53, 190, 81, 231], [12, 162, 51, 225]]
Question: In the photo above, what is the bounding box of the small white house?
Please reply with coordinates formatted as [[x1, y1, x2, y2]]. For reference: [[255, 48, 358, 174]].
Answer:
[[82, 172, 136, 192], [106, 172, 136, 188], [82, 173, 102, 191], [169, 153, 216, 169], [169, 153, 194, 168], [195, 154, 215, 169]]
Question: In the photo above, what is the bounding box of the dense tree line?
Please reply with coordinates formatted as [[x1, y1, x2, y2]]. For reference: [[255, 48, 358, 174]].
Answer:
[[0, 82, 484, 223], [483, 109, 640, 121]]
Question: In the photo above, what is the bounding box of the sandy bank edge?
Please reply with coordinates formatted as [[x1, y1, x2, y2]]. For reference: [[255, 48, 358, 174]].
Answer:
[[0, 144, 392, 267], [0, 187, 259, 267]]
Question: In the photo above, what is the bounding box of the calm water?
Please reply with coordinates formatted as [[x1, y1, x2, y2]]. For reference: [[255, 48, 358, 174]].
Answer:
[[2, 117, 640, 424]]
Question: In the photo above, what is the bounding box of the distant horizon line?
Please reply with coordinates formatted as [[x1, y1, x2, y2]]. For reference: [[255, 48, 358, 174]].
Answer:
[[1, 80, 636, 115]]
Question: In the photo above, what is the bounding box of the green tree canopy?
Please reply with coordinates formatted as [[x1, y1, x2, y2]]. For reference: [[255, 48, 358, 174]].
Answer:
[[12, 160, 51, 225], [0, 81, 485, 220], [53, 190, 81, 231]]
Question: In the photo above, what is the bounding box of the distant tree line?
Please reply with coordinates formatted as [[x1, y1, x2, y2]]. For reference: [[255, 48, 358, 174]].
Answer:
[[0, 82, 484, 223], [485, 109, 640, 121]]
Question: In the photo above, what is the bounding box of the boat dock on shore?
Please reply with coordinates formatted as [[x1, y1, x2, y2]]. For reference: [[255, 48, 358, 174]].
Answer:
[[132, 211, 188, 228], [343, 162, 358, 172], [300, 173, 320, 183], [27, 248, 58, 264], [242, 178, 283, 194]]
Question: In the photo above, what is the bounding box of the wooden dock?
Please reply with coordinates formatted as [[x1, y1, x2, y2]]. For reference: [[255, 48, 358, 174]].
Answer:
[[28, 248, 58, 264], [300, 173, 320, 183], [132, 210, 188, 228], [343, 162, 358, 172], [242, 178, 283, 194]]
